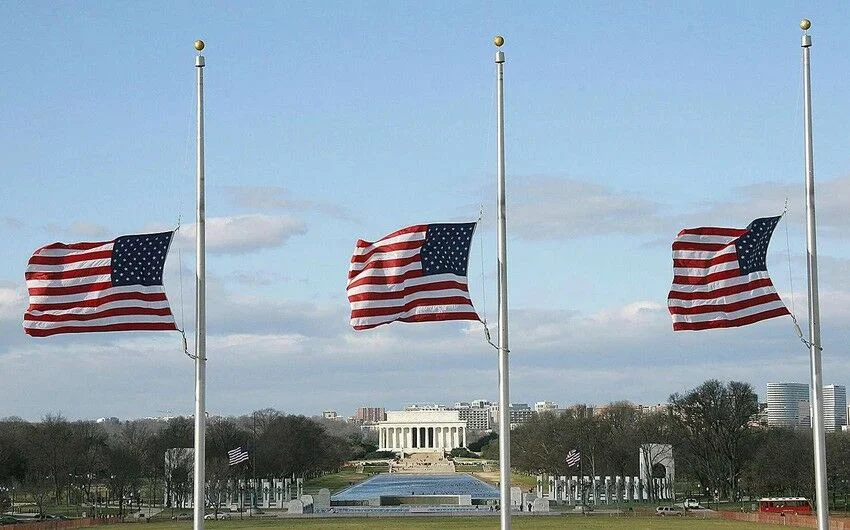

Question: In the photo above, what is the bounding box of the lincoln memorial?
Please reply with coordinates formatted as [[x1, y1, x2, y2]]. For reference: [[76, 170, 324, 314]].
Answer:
[[377, 410, 467, 452]]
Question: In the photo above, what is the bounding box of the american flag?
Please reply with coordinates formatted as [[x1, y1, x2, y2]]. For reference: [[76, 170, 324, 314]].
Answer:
[[566, 449, 581, 468], [23, 232, 178, 337], [667, 216, 789, 331], [347, 222, 480, 330], [228, 446, 249, 466]]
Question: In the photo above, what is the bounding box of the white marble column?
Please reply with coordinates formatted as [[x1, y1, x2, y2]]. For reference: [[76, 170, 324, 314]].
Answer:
[[462, 427, 466, 447]]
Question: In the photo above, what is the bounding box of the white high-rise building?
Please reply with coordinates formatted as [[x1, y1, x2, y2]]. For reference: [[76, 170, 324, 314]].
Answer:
[[450, 402, 492, 431], [535, 401, 559, 413], [767, 382, 810, 428], [824, 385, 847, 432]]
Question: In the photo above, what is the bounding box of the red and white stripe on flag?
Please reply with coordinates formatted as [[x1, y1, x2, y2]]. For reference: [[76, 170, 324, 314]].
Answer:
[[347, 223, 480, 331], [667, 222, 789, 331]]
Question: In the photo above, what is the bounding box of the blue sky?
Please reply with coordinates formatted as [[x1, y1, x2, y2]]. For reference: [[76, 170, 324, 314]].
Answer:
[[3, 1, 850, 421]]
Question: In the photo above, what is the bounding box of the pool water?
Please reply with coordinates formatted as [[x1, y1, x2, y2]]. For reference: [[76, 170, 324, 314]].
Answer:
[[331, 473, 499, 501]]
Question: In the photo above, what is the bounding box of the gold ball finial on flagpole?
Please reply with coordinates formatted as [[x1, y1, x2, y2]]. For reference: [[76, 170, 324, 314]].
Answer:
[[800, 19, 811, 31], [194, 40, 205, 51], [493, 35, 504, 47]]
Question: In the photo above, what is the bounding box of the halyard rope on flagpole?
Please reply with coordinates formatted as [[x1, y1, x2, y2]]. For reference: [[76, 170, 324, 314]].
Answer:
[[781, 200, 820, 350], [477, 205, 501, 351], [175, 216, 192, 358]]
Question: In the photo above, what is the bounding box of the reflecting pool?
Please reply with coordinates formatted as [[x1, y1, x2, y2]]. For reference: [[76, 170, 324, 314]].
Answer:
[[332, 473, 499, 501]]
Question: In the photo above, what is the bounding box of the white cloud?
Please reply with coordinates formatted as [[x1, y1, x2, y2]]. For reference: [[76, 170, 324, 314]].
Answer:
[[0, 284, 26, 321], [174, 214, 307, 254]]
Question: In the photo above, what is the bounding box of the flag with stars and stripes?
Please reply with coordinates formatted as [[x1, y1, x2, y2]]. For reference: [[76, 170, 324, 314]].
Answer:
[[228, 446, 249, 466], [565, 449, 581, 468], [667, 216, 790, 331], [23, 231, 178, 337], [347, 222, 480, 330]]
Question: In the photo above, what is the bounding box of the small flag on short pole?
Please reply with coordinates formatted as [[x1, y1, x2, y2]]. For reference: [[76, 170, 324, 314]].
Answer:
[[566, 448, 581, 468], [228, 446, 249, 466], [667, 216, 789, 331]]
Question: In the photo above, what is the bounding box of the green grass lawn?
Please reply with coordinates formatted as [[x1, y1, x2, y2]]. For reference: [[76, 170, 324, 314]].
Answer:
[[115, 516, 786, 529]]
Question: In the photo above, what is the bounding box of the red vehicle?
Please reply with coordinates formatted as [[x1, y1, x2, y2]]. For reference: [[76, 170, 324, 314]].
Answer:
[[757, 497, 812, 515]]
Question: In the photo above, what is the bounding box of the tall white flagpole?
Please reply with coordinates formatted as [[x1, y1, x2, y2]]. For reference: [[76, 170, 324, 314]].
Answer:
[[800, 19, 829, 530], [192, 39, 207, 530], [494, 34, 512, 530]]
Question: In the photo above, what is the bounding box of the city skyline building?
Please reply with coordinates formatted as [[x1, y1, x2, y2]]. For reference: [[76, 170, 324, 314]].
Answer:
[[766, 382, 811, 428], [535, 401, 559, 414], [354, 407, 386, 424], [450, 401, 492, 431], [824, 385, 847, 432]]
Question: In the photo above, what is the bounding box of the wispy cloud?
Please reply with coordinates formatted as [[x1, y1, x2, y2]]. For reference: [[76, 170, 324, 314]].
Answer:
[[489, 174, 850, 244], [223, 186, 356, 221], [676, 175, 850, 235], [1, 217, 24, 230], [510, 177, 663, 240], [41, 221, 112, 240]]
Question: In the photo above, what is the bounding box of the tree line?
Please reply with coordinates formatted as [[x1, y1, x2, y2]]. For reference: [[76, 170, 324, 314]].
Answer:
[[505, 379, 850, 506], [0, 409, 376, 515], [5, 380, 850, 513]]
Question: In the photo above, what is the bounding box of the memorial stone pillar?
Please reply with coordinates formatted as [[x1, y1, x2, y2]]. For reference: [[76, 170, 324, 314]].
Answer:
[[573, 475, 580, 504], [284, 478, 292, 502], [592, 476, 599, 504], [273, 479, 282, 507], [605, 476, 611, 505], [261, 479, 270, 508], [296, 478, 304, 499], [625, 476, 632, 502]]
